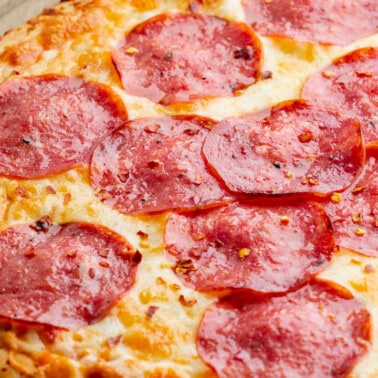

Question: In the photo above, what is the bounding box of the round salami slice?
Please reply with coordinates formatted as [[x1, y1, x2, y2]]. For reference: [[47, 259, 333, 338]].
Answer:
[[111, 12, 262, 105], [0, 220, 140, 330], [198, 280, 371, 378], [165, 201, 334, 293], [243, 0, 378, 45], [325, 147, 378, 256], [90, 115, 234, 214], [203, 100, 364, 196], [0, 75, 128, 179], [302, 47, 378, 146]]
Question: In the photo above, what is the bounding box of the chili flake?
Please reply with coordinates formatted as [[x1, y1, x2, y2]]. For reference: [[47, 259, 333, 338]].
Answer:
[[355, 228, 366, 236], [238, 248, 251, 259]]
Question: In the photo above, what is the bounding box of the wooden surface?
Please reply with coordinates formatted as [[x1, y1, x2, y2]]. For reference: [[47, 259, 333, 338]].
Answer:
[[0, 0, 57, 35]]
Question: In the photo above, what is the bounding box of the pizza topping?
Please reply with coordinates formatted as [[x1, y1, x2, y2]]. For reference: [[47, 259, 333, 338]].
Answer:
[[325, 147, 378, 256], [111, 12, 262, 104], [90, 115, 234, 214], [0, 222, 139, 329], [302, 47, 378, 146], [197, 280, 371, 377], [165, 201, 334, 293], [243, 0, 378, 45], [0, 75, 128, 179], [203, 100, 364, 195]]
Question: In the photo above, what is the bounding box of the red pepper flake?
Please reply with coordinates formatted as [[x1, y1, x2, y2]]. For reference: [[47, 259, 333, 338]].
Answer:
[[144, 124, 161, 133], [88, 268, 95, 279], [298, 133, 313, 143], [95, 188, 112, 201], [285, 171, 293, 179], [23, 248, 35, 257], [175, 259, 195, 274], [352, 185, 364, 194], [137, 230, 148, 239], [355, 228, 366, 236], [203, 122, 214, 130], [98, 249, 109, 258], [351, 213, 363, 224], [32, 215, 52, 232], [193, 173, 203, 185], [99, 261, 110, 268], [183, 128, 198, 136], [328, 312, 337, 324], [170, 283, 181, 291], [195, 234, 206, 241], [147, 160, 161, 169], [238, 248, 250, 259], [125, 47, 139, 55], [331, 193, 342, 204], [118, 173, 129, 183], [66, 250, 77, 257], [156, 276, 166, 285], [132, 250, 142, 264], [46, 185, 56, 194], [308, 177, 319, 186], [301, 176, 319, 186], [179, 295, 197, 307], [355, 70, 373, 77], [146, 305, 159, 318], [63, 193, 72, 205], [280, 216, 290, 225], [364, 264, 375, 273], [106, 334, 122, 347], [321, 71, 335, 78], [213, 239, 224, 247]]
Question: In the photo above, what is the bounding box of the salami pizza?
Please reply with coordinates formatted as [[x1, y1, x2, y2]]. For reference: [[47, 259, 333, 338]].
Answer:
[[0, 0, 377, 377]]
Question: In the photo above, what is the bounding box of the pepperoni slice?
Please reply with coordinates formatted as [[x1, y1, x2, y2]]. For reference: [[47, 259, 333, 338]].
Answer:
[[165, 201, 334, 293], [203, 100, 364, 195], [243, 0, 378, 45], [302, 47, 378, 146], [198, 280, 371, 378], [111, 12, 262, 105], [0, 75, 128, 179], [90, 115, 234, 214], [325, 147, 378, 256], [0, 220, 140, 329]]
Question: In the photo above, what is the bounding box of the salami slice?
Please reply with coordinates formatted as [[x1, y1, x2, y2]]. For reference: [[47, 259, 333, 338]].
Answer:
[[90, 115, 234, 214], [111, 12, 262, 105], [302, 47, 378, 146], [198, 280, 371, 378], [243, 0, 378, 45], [203, 100, 364, 195], [0, 221, 140, 330], [165, 201, 334, 293], [0, 75, 128, 179], [325, 147, 378, 256]]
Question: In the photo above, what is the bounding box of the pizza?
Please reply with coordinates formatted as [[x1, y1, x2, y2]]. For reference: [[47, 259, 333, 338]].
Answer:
[[0, 0, 377, 377]]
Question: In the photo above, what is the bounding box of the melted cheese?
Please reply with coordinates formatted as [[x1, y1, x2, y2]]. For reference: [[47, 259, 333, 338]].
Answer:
[[0, 0, 377, 377]]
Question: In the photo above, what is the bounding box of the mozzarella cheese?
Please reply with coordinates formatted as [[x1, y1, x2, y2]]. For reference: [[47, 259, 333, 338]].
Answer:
[[0, 0, 377, 377]]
